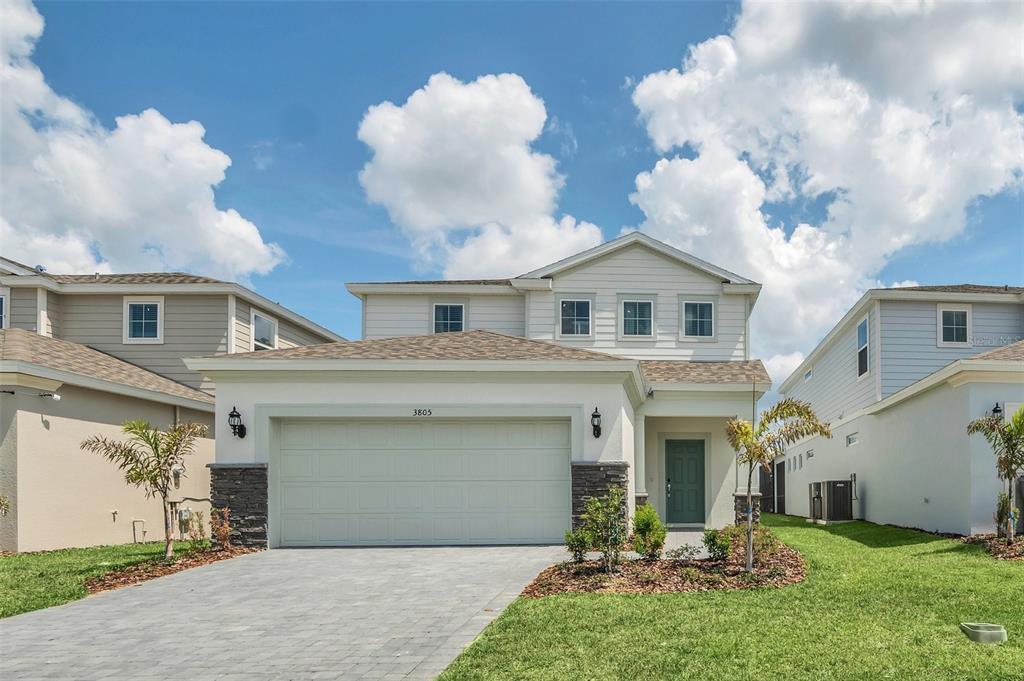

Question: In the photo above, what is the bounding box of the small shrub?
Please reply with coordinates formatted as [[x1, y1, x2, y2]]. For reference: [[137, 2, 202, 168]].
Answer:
[[211, 507, 232, 549], [703, 528, 731, 561], [0, 493, 9, 517], [994, 492, 1018, 537], [680, 566, 699, 581], [564, 528, 590, 563], [631, 504, 667, 560], [665, 544, 699, 561], [185, 510, 207, 550], [580, 487, 627, 573]]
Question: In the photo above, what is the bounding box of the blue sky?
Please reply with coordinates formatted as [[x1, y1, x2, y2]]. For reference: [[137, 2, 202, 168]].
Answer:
[[9, 1, 1023, 368]]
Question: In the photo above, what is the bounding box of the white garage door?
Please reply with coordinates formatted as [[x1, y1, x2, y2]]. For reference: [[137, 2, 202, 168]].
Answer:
[[275, 419, 571, 546]]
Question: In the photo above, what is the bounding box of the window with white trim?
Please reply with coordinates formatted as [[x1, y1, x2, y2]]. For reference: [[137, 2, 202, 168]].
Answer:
[[0, 287, 7, 329], [433, 304, 464, 333], [683, 301, 714, 338], [804, 368, 813, 382], [621, 300, 653, 337], [856, 317, 869, 378], [937, 304, 971, 347], [846, 433, 859, 447], [560, 299, 591, 336], [252, 312, 278, 350], [123, 297, 163, 344]]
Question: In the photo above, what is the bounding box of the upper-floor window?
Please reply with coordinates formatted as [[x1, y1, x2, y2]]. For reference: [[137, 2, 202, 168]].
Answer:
[[846, 432, 859, 447], [856, 317, 869, 378], [252, 311, 278, 350], [123, 296, 163, 344], [560, 299, 591, 337], [682, 301, 714, 338], [0, 287, 8, 329], [621, 300, 653, 337], [433, 304, 464, 333], [937, 304, 971, 348]]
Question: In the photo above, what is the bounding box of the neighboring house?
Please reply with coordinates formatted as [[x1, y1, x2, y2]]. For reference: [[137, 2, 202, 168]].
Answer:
[[187, 232, 771, 548], [0, 257, 341, 552], [773, 285, 1024, 536]]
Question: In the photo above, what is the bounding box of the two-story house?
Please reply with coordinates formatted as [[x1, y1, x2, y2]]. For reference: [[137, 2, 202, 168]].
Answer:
[[774, 285, 1024, 536], [186, 233, 770, 548], [0, 256, 341, 552]]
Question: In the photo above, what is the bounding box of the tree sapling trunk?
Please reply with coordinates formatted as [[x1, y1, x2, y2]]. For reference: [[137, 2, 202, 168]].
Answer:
[[746, 462, 755, 572], [162, 498, 174, 560]]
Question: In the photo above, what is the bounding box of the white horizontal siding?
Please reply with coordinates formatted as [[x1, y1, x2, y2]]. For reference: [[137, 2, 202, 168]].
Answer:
[[234, 299, 252, 352], [46, 291, 61, 337], [361, 294, 525, 339], [528, 243, 747, 360], [880, 300, 1024, 397], [278, 317, 325, 349], [785, 304, 878, 423]]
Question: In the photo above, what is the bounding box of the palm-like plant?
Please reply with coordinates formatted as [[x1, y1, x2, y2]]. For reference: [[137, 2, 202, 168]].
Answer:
[[82, 420, 208, 559], [967, 404, 1024, 544], [726, 398, 831, 571]]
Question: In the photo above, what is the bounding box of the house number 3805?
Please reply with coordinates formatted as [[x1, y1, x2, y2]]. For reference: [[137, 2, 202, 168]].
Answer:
[[412, 408, 433, 416]]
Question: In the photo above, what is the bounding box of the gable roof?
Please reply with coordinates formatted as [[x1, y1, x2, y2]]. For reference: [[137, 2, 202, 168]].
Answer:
[[207, 330, 621, 362], [974, 339, 1024, 361], [640, 360, 770, 386], [517, 232, 758, 285], [0, 328, 213, 408]]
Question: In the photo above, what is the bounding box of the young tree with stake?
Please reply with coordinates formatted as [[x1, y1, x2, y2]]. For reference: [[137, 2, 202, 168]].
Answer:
[[82, 420, 208, 560], [967, 404, 1024, 544], [726, 398, 831, 572]]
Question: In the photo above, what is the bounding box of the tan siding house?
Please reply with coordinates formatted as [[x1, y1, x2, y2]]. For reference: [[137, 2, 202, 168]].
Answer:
[[0, 258, 342, 552]]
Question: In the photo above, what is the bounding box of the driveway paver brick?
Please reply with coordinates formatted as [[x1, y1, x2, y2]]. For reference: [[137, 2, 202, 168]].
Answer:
[[0, 545, 563, 680]]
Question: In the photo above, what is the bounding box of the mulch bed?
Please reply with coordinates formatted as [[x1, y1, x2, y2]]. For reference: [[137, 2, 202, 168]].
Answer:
[[961, 534, 1024, 561], [523, 535, 806, 597], [86, 547, 263, 594]]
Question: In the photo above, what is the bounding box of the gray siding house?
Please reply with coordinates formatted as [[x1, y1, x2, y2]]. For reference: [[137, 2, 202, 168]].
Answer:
[[776, 284, 1024, 536], [0, 257, 342, 552]]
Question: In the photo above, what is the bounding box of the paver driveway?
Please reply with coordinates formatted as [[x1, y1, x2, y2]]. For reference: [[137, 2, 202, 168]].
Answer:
[[0, 545, 564, 681]]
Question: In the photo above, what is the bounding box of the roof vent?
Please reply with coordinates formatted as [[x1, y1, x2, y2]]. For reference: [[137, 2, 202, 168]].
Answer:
[[33, 264, 46, 273]]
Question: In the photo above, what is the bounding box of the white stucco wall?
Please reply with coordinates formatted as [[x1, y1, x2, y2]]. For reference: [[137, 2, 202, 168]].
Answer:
[[777, 378, 1023, 535], [211, 373, 637, 468]]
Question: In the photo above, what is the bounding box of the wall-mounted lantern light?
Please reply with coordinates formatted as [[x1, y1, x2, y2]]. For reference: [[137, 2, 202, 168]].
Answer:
[[228, 406, 246, 439], [38, 392, 60, 401], [991, 402, 1003, 420], [591, 407, 602, 439]]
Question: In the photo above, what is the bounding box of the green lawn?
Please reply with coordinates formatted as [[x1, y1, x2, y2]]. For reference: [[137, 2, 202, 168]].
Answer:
[[0, 541, 192, 618], [440, 514, 1024, 681]]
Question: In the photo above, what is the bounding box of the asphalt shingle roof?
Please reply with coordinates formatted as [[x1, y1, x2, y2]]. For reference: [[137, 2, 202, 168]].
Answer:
[[0, 328, 213, 404], [47, 272, 227, 285], [974, 339, 1024, 361], [885, 284, 1024, 295], [640, 359, 771, 385], [348, 279, 512, 286], [217, 330, 621, 362]]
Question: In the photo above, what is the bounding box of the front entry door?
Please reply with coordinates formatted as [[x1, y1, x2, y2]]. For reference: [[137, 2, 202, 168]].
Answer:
[[665, 440, 705, 524]]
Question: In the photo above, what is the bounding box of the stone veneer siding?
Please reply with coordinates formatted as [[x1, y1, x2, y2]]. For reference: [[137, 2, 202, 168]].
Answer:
[[733, 492, 762, 526], [571, 462, 629, 529], [209, 463, 268, 548]]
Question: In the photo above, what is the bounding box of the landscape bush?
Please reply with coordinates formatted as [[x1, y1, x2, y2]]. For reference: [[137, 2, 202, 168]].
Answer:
[[631, 504, 667, 560], [703, 528, 731, 561], [580, 487, 627, 573], [564, 528, 590, 563]]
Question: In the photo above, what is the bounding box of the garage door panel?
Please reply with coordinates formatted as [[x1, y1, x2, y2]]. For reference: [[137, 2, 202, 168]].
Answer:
[[277, 419, 571, 546]]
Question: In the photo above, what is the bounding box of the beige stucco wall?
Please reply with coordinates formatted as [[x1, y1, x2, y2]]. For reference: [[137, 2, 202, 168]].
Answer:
[[3, 384, 214, 552]]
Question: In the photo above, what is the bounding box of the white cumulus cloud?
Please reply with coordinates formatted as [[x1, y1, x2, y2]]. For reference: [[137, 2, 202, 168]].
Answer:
[[631, 0, 1024, 377], [357, 72, 601, 277], [0, 0, 284, 280]]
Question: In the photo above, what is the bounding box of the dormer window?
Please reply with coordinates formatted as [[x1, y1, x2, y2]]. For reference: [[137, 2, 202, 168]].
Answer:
[[433, 304, 464, 333], [123, 296, 163, 344]]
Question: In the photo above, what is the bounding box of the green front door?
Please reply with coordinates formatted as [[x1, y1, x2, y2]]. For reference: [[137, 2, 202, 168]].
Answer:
[[666, 440, 705, 524]]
